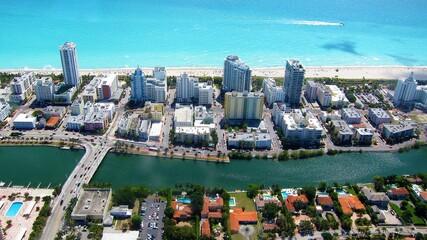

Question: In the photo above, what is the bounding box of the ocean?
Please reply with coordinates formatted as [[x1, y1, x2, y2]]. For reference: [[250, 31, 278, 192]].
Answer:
[[1, 0, 427, 69]]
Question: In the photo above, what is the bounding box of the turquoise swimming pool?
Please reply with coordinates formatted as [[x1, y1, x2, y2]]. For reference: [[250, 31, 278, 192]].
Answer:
[[177, 198, 191, 204], [336, 189, 348, 195], [281, 191, 288, 199], [229, 197, 236, 207], [5, 202, 23, 217], [263, 195, 272, 200]]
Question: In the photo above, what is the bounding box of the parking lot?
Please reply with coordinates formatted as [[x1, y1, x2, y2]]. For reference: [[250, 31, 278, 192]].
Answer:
[[139, 197, 166, 240]]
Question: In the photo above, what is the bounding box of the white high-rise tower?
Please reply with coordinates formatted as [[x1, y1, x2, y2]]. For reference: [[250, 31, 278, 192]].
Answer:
[[60, 42, 80, 87]]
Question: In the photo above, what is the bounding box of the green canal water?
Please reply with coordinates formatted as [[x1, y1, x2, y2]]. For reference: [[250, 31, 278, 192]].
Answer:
[[0, 146, 82, 187], [92, 148, 427, 190], [1, 146, 426, 190]]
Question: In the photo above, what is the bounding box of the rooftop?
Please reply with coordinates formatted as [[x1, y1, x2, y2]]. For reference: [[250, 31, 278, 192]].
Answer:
[[338, 195, 365, 214], [71, 188, 111, 218], [229, 208, 258, 233]]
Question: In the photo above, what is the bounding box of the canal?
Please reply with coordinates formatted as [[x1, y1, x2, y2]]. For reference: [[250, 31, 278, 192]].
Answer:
[[1, 146, 426, 190], [92, 147, 427, 190], [0, 146, 82, 187]]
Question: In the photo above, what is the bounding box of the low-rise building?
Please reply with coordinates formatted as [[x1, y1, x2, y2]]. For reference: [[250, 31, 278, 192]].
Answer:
[[174, 105, 193, 127], [355, 128, 374, 145], [255, 195, 282, 211], [381, 122, 415, 141], [361, 187, 390, 209], [71, 188, 112, 223], [279, 110, 322, 146], [338, 195, 365, 214], [141, 101, 164, 122], [139, 120, 151, 141], [84, 111, 109, 131], [13, 113, 36, 130], [117, 117, 130, 137], [0, 98, 10, 122], [319, 111, 341, 123], [43, 106, 66, 118], [285, 195, 309, 213], [340, 108, 361, 124], [201, 196, 223, 219], [316, 85, 332, 107], [149, 122, 162, 141], [171, 201, 192, 221], [198, 83, 213, 105], [331, 120, 354, 143], [368, 108, 391, 126], [66, 115, 84, 131], [110, 205, 131, 218], [175, 126, 210, 144], [229, 208, 258, 234], [316, 195, 334, 211], [227, 132, 272, 149], [82, 77, 102, 103], [263, 78, 285, 107], [387, 187, 410, 200], [53, 84, 76, 104], [96, 74, 118, 100]]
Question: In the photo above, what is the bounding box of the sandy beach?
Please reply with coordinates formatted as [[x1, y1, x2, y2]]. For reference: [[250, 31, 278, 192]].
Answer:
[[1, 66, 427, 80]]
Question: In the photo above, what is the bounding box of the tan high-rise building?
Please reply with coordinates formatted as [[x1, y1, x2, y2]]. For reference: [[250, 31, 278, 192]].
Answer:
[[224, 91, 264, 120]]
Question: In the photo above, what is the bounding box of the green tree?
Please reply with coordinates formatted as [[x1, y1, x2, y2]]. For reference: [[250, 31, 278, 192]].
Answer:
[[373, 175, 385, 192], [131, 215, 142, 229], [247, 184, 260, 199], [321, 232, 334, 240], [189, 187, 204, 216], [113, 188, 136, 208], [262, 203, 279, 220], [318, 182, 327, 192], [302, 186, 316, 204]]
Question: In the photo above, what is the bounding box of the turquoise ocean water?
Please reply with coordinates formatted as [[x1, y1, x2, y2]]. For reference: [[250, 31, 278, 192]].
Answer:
[[1, 0, 427, 68]]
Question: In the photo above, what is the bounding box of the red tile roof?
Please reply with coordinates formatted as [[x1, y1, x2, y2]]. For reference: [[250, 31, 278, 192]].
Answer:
[[263, 223, 279, 231], [390, 187, 409, 195], [338, 196, 365, 214], [407, 177, 422, 183], [201, 196, 223, 219], [420, 192, 427, 202], [285, 195, 309, 212], [171, 201, 192, 220], [229, 208, 258, 233], [317, 196, 334, 206], [201, 220, 211, 237]]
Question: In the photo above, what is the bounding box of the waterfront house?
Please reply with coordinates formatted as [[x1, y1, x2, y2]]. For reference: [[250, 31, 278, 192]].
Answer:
[[171, 201, 192, 221], [110, 205, 132, 218], [229, 208, 258, 233], [316, 195, 334, 211], [387, 187, 410, 200], [361, 187, 390, 209], [338, 195, 365, 214], [201, 196, 223, 219], [254, 194, 282, 211], [285, 195, 309, 213]]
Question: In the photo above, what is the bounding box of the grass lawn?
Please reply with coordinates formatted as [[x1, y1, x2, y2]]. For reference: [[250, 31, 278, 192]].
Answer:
[[406, 204, 426, 225], [230, 192, 255, 212], [346, 187, 356, 196]]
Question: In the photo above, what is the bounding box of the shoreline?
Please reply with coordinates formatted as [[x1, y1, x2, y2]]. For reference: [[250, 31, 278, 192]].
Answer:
[[1, 65, 427, 79]]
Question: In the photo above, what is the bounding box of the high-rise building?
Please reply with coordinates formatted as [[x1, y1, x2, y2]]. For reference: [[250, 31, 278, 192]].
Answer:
[[130, 67, 167, 103], [60, 42, 80, 87], [35, 77, 55, 102], [223, 55, 252, 92], [393, 72, 418, 108], [283, 59, 305, 108], [176, 73, 198, 102], [131, 67, 145, 101], [0, 98, 10, 122], [198, 83, 213, 105], [9, 72, 35, 103], [224, 91, 264, 120], [262, 78, 285, 107], [305, 80, 319, 103]]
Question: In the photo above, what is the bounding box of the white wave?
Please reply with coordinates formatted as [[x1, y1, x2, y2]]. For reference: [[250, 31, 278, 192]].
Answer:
[[276, 19, 344, 26]]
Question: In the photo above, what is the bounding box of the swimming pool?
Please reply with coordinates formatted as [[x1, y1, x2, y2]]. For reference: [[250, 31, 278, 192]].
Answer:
[[177, 198, 191, 204], [5, 202, 23, 217], [281, 191, 288, 199], [263, 195, 272, 200], [229, 197, 236, 207], [317, 192, 329, 196], [336, 190, 348, 195]]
